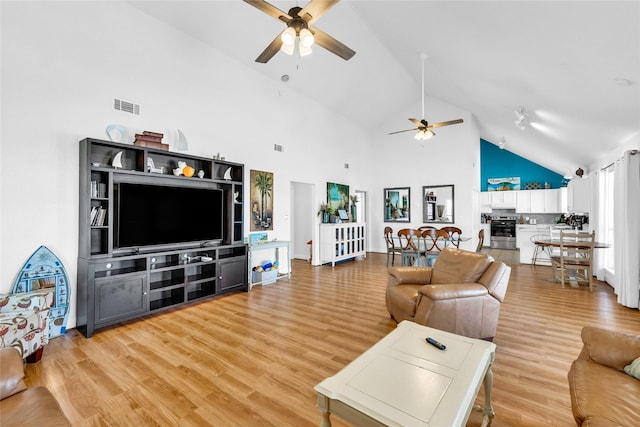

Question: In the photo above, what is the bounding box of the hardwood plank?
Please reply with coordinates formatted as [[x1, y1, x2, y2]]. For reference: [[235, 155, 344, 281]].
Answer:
[[24, 253, 639, 426]]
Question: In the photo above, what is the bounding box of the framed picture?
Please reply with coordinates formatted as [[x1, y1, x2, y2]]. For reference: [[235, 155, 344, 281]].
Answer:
[[337, 209, 349, 221], [423, 185, 455, 223], [250, 169, 273, 231], [487, 177, 520, 191], [327, 182, 349, 212], [384, 187, 410, 222]]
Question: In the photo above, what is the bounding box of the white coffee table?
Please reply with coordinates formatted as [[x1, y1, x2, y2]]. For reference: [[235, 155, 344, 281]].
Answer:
[[314, 321, 496, 427]]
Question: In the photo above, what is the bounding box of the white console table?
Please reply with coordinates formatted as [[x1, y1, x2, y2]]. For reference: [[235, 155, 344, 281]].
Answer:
[[248, 240, 291, 289], [319, 223, 367, 267]]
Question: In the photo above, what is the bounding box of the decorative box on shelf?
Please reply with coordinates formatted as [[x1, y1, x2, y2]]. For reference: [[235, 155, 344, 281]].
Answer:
[[251, 269, 278, 285]]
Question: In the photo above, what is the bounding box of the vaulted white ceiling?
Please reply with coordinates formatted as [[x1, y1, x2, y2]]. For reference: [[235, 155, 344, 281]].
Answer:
[[130, 1, 640, 176]]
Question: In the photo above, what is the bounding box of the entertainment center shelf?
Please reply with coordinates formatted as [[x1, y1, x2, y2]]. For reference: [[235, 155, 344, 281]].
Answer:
[[77, 138, 247, 338]]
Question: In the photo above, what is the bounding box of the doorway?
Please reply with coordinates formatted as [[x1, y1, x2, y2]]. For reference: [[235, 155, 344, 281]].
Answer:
[[290, 181, 314, 261]]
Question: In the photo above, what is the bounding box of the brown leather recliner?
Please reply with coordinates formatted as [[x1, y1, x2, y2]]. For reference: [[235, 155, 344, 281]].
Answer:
[[0, 348, 70, 426], [568, 327, 640, 426], [386, 248, 511, 340]]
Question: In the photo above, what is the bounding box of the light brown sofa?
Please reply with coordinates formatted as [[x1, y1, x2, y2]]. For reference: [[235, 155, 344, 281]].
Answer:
[[568, 326, 640, 426], [0, 347, 70, 426], [386, 248, 511, 340]]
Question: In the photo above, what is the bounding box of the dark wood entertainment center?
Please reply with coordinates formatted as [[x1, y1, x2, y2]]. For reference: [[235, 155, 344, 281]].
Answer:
[[77, 138, 247, 338]]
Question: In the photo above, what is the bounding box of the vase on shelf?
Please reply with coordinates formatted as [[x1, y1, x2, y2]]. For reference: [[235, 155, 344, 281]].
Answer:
[[323, 212, 329, 224], [351, 205, 357, 222]]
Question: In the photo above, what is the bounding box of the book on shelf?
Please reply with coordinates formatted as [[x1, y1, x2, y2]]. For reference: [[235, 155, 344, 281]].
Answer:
[[142, 130, 164, 138], [90, 206, 107, 226], [133, 138, 169, 151], [134, 133, 163, 143], [90, 181, 98, 198], [98, 183, 107, 198]]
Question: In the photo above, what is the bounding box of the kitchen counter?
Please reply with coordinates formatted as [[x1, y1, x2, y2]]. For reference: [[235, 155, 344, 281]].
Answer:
[[516, 224, 552, 265]]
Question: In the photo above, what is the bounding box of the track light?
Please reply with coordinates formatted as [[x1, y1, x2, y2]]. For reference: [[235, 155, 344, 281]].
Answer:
[[280, 26, 315, 57], [514, 106, 529, 130]]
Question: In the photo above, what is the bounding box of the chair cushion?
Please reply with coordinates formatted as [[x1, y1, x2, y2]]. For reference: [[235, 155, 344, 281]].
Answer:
[[0, 386, 71, 426], [0, 309, 49, 358], [386, 284, 422, 321], [569, 359, 640, 426], [431, 248, 493, 284], [624, 357, 640, 380], [0, 348, 26, 400]]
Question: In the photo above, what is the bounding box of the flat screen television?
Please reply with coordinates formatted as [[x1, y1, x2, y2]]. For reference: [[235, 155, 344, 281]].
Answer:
[[114, 182, 224, 252]]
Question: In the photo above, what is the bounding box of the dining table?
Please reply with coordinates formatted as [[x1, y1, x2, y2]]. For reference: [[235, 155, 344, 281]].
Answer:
[[394, 235, 472, 266], [532, 238, 611, 250]]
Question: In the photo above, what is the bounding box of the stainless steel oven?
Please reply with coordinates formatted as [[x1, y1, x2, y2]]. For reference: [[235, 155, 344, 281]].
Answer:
[[490, 216, 517, 249]]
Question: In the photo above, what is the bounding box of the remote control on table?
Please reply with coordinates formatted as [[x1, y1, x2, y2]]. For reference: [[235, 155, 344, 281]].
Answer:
[[425, 337, 446, 350]]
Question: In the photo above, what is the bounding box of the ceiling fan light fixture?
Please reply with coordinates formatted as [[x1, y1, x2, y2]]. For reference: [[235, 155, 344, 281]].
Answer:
[[281, 27, 296, 46], [280, 41, 295, 55], [298, 43, 313, 57], [299, 28, 314, 47], [414, 129, 435, 140]]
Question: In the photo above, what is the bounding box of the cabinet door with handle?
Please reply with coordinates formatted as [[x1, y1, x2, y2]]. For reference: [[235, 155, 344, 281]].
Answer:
[[95, 273, 148, 326], [219, 258, 248, 291]]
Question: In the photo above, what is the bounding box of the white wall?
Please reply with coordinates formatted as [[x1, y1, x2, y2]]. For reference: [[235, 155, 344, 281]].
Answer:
[[0, 2, 479, 330], [368, 98, 481, 253], [0, 1, 374, 325]]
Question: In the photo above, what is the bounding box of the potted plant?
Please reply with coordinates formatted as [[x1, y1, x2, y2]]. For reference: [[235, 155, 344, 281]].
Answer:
[[349, 195, 359, 222], [318, 202, 330, 223]]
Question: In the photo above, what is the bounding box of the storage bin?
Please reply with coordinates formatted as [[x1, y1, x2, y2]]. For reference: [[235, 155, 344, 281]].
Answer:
[[252, 269, 278, 285]]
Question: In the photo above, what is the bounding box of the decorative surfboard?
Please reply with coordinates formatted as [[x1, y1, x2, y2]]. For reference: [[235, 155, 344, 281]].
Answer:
[[12, 245, 70, 338]]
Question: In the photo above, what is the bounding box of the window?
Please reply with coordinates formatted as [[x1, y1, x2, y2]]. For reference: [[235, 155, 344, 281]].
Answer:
[[601, 165, 615, 273]]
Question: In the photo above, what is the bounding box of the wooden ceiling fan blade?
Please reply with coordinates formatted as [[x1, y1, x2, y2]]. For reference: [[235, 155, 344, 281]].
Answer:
[[429, 119, 464, 129], [389, 128, 419, 135], [310, 27, 355, 60], [243, 0, 291, 22], [255, 32, 284, 63], [299, 0, 339, 25], [409, 118, 423, 127]]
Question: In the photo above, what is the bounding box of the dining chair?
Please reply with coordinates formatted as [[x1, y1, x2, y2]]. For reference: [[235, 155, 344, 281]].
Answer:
[[418, 225, 436, 233], [384, 226, 402, 266], [476, 228, 485, 253], [439, 226, 463, 248], [422, 228, 449, 266], [397, 228, 423, 266], [550, 231, 596, 291]]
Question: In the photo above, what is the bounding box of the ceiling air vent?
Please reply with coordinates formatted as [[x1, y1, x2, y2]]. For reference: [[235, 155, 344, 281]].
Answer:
[[274, 144, 284, 152], [113, 98, 140, 116]]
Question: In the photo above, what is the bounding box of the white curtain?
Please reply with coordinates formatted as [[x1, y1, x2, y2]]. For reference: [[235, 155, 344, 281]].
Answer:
[[613, 151, 640, 308], [591, 170, 606, 281]]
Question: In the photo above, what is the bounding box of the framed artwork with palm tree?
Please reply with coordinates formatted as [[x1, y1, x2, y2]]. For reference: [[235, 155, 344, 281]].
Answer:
[[250, 169, 274, 231]]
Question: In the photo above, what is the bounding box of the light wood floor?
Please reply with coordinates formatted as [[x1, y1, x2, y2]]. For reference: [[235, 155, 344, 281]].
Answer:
[[25, 253, 638, 426]]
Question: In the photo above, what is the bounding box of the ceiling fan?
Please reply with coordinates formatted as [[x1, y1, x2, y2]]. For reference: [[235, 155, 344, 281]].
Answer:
[[243, 0, 355, 63], [389, 54, 463, 140]]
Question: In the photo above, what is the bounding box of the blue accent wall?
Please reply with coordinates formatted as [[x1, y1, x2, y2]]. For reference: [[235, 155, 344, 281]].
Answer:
[[480, 139, 564, 191]]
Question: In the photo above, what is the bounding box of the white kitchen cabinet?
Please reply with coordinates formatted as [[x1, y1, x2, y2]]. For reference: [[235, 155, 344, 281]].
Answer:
[[480, 192, 492, 213], [544, 189, 560, 213], [516, 189, 561, 213], [490, 191, 517, 208], [516, 190, 531, 213], [567, 178, 591, 213]]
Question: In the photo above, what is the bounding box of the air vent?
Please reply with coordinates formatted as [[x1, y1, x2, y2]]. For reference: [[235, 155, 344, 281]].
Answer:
[[113, 98, 141, 116], [274, 144, 284, 152]]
